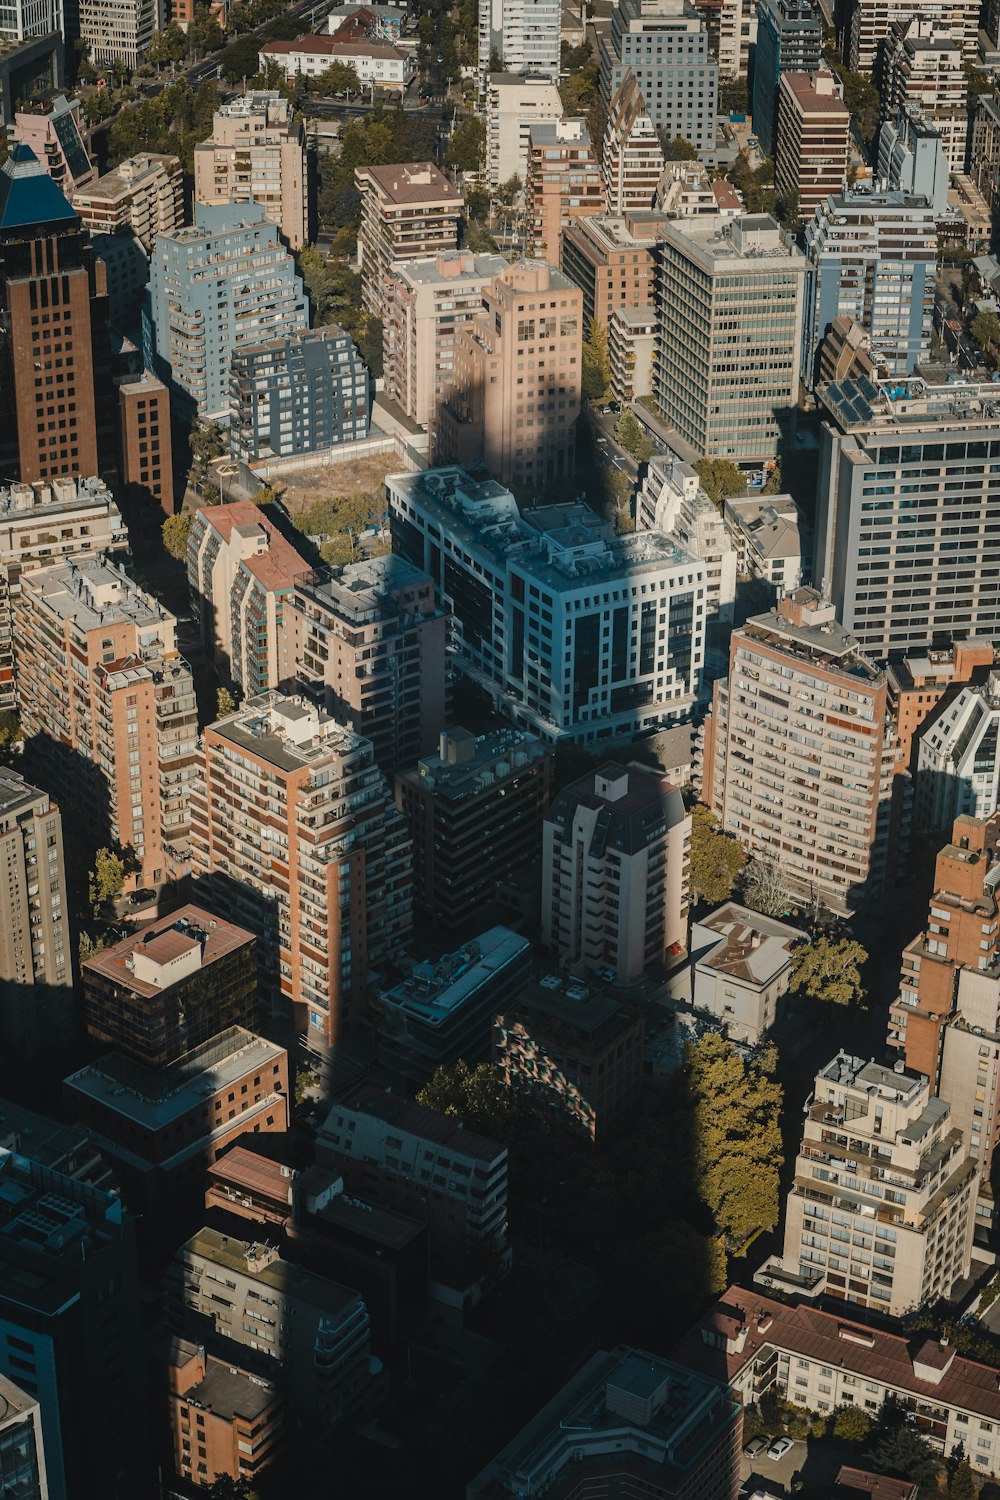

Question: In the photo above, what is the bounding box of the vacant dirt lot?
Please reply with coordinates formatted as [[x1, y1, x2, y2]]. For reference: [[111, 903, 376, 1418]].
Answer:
[[276, 454, 401, 517]]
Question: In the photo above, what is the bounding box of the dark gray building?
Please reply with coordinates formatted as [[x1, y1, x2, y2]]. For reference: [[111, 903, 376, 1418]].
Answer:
[[752, 0, 821, 158], [228, 325, 370, 463]]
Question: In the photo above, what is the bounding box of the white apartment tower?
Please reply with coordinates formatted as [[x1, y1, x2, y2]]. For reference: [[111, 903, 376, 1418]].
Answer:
[[478, 0, 560, 92]]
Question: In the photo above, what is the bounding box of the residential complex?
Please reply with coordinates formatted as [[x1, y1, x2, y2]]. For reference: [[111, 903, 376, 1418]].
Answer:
[[355, 163, 462, 318], [915, 672, 1000, 827], [598, 0, 719, 155], [229, 325, 370, 463], [477, 0, 559, 90], [602, 72, 666, 216], [485, 75, 564, 191], [0, 1372, 47, 1500], [880, 17, 967, 174], [774, 71, 851, 226], [637, 455, 737, 623], [73, 153, 183, 251], [690, 903, 805, 1045], [752, 0, 822, 159], [193, 93, 307, 252], [258, 32, 414, 89], [163, 1339, 284, 1491], [525, 119, 602, 262], [844, 0, 978, 73]]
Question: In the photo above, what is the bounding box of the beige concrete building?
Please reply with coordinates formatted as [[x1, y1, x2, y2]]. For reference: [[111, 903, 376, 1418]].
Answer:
[[608, 303, 657, 402], [434, 259, 582, 490], [845, 0, 978, 72], [881, 17, 967, 175], [381, 250, 507, 431], [637, 454, 737, 622], [194, 93, 307, 251], [485, 74, 563, 191], [690, 902, 805, 1044], [758, 1052, 977, 1318], [355, 162, 463, 318], [0, 768, 71, 1062], [74, 153, 183, 252], [775, 71, 851, 226], [602, 71, 666, 216], [542, 761, 690, 981], [525, 118, 602, 263], [16, 558, 197, 888]]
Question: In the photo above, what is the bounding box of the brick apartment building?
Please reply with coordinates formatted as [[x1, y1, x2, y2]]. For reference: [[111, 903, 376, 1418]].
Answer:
[[160, 1337, 284, 1489]]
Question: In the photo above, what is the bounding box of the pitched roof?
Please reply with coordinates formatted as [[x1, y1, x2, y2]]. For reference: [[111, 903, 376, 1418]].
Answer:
[[0, 143, 78, 232]]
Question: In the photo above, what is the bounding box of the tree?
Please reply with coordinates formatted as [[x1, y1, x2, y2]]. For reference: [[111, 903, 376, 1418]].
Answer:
[[742, 855, 793, 916], [190, 419, 225, 466], [833, 1406, 873, 1443], [89, 848, 125, 915], [689, 802, 746, 905], [950, 1457, 975, 1500], [462, 216, 499, 253], [763, 457, 783, 495], [695, 458, 745, 505], [447, 115, 486, 173], [614, 408, 657, 461], [0, 711, 21, 758], [216, 687, 236, 718], [718, 75, 748, 115], [582, 319, 611, 402], [972, 310, 1000, 368], [790, 935, 868, 1008], [686, 1032, 782, 1247], [660, 133, 700, 160], [187, 4, 224, 55], [251, 485, 280, 507], [867, 1425, 943, 1496], [315, 60, 362, 96], [417, 1059, 518, 1142], [776, 186, 799, 232], [559, 50, 599, 115], [161, 514, 192, 561]]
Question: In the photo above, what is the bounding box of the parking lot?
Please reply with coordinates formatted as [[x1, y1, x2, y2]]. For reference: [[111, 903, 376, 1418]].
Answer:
[[741, 1436, 859, 1499]]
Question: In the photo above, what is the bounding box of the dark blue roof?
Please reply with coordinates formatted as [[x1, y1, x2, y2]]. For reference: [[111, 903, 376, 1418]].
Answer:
[[0, 143, 77, 232]]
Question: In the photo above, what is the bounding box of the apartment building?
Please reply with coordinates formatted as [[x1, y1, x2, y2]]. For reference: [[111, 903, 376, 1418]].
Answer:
[[815, 376, 1000, 656], [886, 639, 997, 776], [0, 1372, 47, 1500], [74, 153, 183, 251], [355, 163, 462, 318], [717, 0, 756, 77], [602, 72, 666, 216], [724, 493, 803, 593], [845, 0, 978, 74], [815, 316, 878, 387], [803, 195, 937, 385], [878, 100, 950, 210], [278, 553, 447, 775], [609, 304, 657, 403], [193, 93, 306, 251], [144, 202, 308, 423], [230, 325, 369, 464], [167, 1227, 374, 1431], [118, 370, 173, 516], [469, 1347, 742, 1500], [395, 726, 551, 931], [637, 455, 737, 623], [690, 903, 805, 1045], [79, 0, 157, 66], [598, 0, 718, 154], [187, 501, 310, 697], [82, 905, 257, 1067], [752, 0, 822, 159], [542, 761, 690, 980], [972, 88, 1000, 215], [916, 673, 1000, 828], [163, 1338, 283, 1490], [477, 0, 559, 91], [775, 72, 851, 226], [561, 210, 663, 328], [654, 215, 805, 464], [16, 557, 197, 887], [700, 589, 898, 912], [758, 1052, 976, 1317], [526, 119, 602, 263], [259, 33, 414, 88], [11, 94, 95, 203], [0, 769, 71, 1063], [0, 0, 62, 42], [485, 75, 564, 191], [389, 468, 707, 742], [494, 976, 645, 1142], [880, 18, 967, 174], [191, 693, 412, 1047]]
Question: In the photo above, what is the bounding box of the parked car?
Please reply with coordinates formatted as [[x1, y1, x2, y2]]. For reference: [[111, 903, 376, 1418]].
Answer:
[[743, 1438, 767, 1459], [767, 1438, 794, 1462], [128, 888, 156, 907]]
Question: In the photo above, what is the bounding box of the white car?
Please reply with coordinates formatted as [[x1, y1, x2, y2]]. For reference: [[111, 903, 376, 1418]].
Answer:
[[767, 1437, 794, 1462]]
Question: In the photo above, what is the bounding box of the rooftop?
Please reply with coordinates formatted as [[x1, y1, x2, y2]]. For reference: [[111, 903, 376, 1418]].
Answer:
[[356, 161, 461, 205], [0, 473, 119, 522], [194, 502, 309, 594], [399, 724, 549, 800], [821, 374, 1000, 435], [0, 143, 77, 233], [725, 493, 801, 561], [24, 556, 172, 634], [501, 974, 642, 1051], [82, 905, 255, 997], [76, 152, 179, 203], [179, 1224, 363, 1320], [323, 1080, 507, 1164], [662, 213, 804, 269], [387, 250, 508, 287], [0, 1371, 38, 1425], [181, 1353, 278, 1424], [378, 927, 530, 1030], [0, 1147, 125, 1275], [740, 602, 880, 682], [0, 769, 52, 822], [833, 1468, 917, 1500], [261, 31, 405, 58], [546, 761, 687, 857], [209, 691, 369, 773], [294, 552, 435, 626], [695, 902, 804, 985]]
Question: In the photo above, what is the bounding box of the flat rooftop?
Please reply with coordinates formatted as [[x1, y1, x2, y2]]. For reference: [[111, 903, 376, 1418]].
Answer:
[[356, 161, 461, 205], [399, 724, 549, 800], [296, 552, 435, 625], [503, 974, 642, 1050], [379, 927, 529, 1029], [210, 692, 367, 773], [83, 905, 255, 997], [324, 1080, 506, 1165], [25, 556, 169, 632], [0, 474, 120, 521], [822, 374, 1000, 435], [0, 1147, 124, 1277], [741, 608, 881, 681], [184, 1357, 278, 1423], [391, 250, 507, 286], [180, 1225, 363, 1320]]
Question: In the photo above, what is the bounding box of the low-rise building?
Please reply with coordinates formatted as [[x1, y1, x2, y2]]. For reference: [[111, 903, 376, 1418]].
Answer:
[[690, 902, 804, 1045], [74, 153, 183, 251], [637, 455, 737, 623], [229, 326, 370, 464], [162, 1337, 284, 1490], [259, 33, 414, 89], [723, 492, 802, 594]]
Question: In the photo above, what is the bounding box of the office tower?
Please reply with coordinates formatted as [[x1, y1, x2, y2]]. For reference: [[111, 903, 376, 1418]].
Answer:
[[167, 1227, 375, 1431], [700, 589, 898, 912], [637, 455, 737, 622], [815, 377, 1000, 656], [382, 251, 508, 431], [278, 555, 447, 775], [877, 99, 950, 209], [758, 1052, 975, 1316], [691, 903, 805, 1045], [845, 0, 978, 74], [0, 1372, 47, 1500], [375, 926, 531, 1088], [389, 468, 707, 741], [355, 163, 462, 318], [79, 0, 158, 68], [16, 557, 197, 887], [0, 475, 126, 710], [609, 304, 657, 402], [395, 726, 551, 931], [144, 202, 308, 424], [0, 146, 113, 486], [73, 153, 183, 252], [0, 1147, 149, 1500], [880, 17, 967, 174], [803, 194, 936, 387], [92, 231, 149, 330], [81, 904, 258, 1066], [187, 501, 310, 697], [11, 95, 95, 204], [118, 370, 173, 514], [495, 977, 645, 1141], [194, 93, 307, 251], [485, 75, 563, 190], [434, 259, 582, 488], [0, 769, 71, 1062], [525, 119, 602, 261], [915, 673, 1000, 828], [542, 761, 690, 980], [163, 1340, 283, 1491], [599, 0, 718, 153], [561, 211, 663, 327], [775, 72, 850, 225], [478, 0, 559, 92], [602, 73, 666, 215], [468, 1348, 742, 1500], [0, 0, 61, 39], [654, 215, 805, 463], [752, 0, 821, 159], [228, 326, 370, 464], [191, 693, 412, 1047]]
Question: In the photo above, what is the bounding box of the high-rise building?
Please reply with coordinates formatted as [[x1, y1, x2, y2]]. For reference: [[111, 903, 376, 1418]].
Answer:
[[0, 146, 114, 485], [602, 72, 666, 215], [774, 71, 851, 226], [542, 760, 690, 980], [844, 0, 978, 74], [0, 1372, 47, 1500], [194, 93, 307, 251], [434, 259, 582, 488], [877, 99, 950, 209], [186, 501, 311, 697], [700, 589, 899, 912], [599, 0, 718, 154], [11, 95, 95, 204], [0, 0, 61, 40], [717, 0, 756, 78], [880, 17, 967, 174], [73, 153, 184, 252], [191, 693, 413, 1047], [118, 370, 173, 516], [389, 468, 707, 741], [654, 215, 805, 463], [144, 202, 308, 423], [228, 326, 370, 463], [381, 251, 508, 431], [561, 210, 663, 328], [16, 557, 198, 887], [278, 554, 447, 775], [885, 638, 997, 777], [752, 0, 822, 159], [972, 87, 1000, 215], [80, 0, 158, 68], [477, 0, 560, 92], [914, 672, 1000, 828], [0, 769, 71, 1062], [395, 726, 551, 931], [637, 455, 737, 622], [485, 75, 564, 191], [355, 163, 463, 318], [758, 1051, 976, 1317], [525, 119, 602, 262], [937, 965, 1000, 1230], [814, 376, 1000, 656]]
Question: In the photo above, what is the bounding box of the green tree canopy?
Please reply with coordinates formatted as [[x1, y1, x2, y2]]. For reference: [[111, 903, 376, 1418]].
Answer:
[[216, 687, 236, 718], [867, 1424, 943, 1496], [790, 935, 868, 1007], [0, 711, 21, 758], [833, 1406, 873, 1443], [89, 848, 125, 914], [615, 409, 657, 461], [417, 1059, 518, 1143], [447, 115, 486, 173], [695, 457, 745, 505], [686, 1032, 782, 1247], [315, 60, 362, 96], [949, 1456, 975, 1500], [161, 514, 192, 561], [461, 216, 499, 253], [689, 802, 746, 904], [582, 318, 611, 402], [661, 133, 699, 160], [559, 46, 598, 115]]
